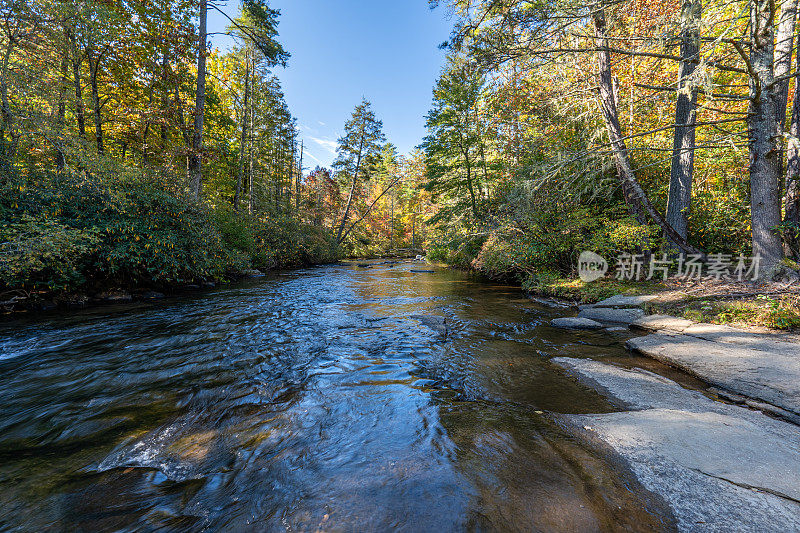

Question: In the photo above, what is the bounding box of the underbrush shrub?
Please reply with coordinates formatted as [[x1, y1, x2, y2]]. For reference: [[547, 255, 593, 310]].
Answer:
[[0, 215, 100, 291], [0, 172, 339, 294]]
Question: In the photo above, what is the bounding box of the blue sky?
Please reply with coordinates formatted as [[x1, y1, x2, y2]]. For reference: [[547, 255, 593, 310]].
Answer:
[[209, 1, 454, 169]]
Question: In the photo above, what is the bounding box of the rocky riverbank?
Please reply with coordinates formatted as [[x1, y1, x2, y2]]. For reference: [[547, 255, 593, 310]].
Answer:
[[548, 293, 800, 530]]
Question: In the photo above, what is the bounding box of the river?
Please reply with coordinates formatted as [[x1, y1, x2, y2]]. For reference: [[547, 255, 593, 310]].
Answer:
[[0, 261, 677, 531]]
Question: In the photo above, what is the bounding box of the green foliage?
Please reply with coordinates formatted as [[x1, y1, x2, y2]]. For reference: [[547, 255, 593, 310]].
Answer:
[[715, 295, 800, 330], [0, 172, 339, 294], [0, 215, 100, 291], [521, 276, 662, 304]]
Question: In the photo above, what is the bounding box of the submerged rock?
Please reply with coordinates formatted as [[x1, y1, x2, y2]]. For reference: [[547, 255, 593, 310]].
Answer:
[[141, 291, 165, 300], [550, 317, 604, 330]]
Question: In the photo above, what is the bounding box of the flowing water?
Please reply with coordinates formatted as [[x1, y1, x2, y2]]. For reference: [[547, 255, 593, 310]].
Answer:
[[0, 261, 677, 532]]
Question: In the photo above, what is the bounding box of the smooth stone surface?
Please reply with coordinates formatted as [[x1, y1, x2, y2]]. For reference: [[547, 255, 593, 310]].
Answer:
[[627, 334, 800, 416], [550, 317, 604, 330], [632, 315, 694, 332], [682, 323, 800, 357], [554, 357, 800, 532], [593, 294, 659, 308], [578, 307, 645, 324]]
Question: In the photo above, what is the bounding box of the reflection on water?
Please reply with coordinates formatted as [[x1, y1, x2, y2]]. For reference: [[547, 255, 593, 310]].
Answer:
[[0, 262, 674, 531]]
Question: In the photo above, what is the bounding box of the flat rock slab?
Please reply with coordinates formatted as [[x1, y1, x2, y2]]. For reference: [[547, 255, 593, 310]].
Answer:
[[550, 317, 604, 330], [627, 334, 800, 416], [578, 307, 645, 325], [681, 323, 800, 357], [594, 294, 659, 308], [554, 357, 800, 532], [632, 314, 694, 332]]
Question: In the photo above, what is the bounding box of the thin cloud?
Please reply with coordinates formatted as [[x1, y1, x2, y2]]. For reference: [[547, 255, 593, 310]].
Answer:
[[305, 151, 324, 164], [309, 136, 337, 154]]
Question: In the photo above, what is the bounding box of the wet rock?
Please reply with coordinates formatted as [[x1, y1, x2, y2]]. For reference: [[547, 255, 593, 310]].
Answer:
[[410, 269, 435, 273], [201, 281, 215, 289], [242, 269, 265, 278], [184, 284, 201, 290], [529, 296, 571, 308], [554, 357, 800, 532], [578, 307, 645, 325], [55, 294, 90, 309], [141, 291, 165, 300], [708, 387, 747, 404], [410, 314, 448, 339], [593, 294, 659, 308], [627, 334, 800, 416], [631, 314, 694, 332], [37, 301, 58, 311], [96, 291, 133, 303], [550, 317, 603, 330]]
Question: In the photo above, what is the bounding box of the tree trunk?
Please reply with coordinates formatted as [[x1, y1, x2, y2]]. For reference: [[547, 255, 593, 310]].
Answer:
[[746, 0, 785, 274], [189, 0, 207, 199], [235, 52, 250, 212], [390, 193, 394, 248], [592, 4, 703, 256], [67, 28, 86, 140], [56, 52, 68, 170], [666, 0, 702, 243], [88, 49, 104, 153], [775, 0, 798, 136], [785, 32, 800, 253], [296, 140, 303, 213], [336, 136, 364, 242], [0, 37, 16, 177], [459, 133, 479, 219]]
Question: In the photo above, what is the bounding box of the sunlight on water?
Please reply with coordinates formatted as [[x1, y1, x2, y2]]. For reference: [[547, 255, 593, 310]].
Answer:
[[0, 262, 674, 531]]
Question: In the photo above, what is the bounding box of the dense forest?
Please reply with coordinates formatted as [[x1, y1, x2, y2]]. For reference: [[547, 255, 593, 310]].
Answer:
[[2, 0, 800, 302], [0, 0, 429, 301], [424, 0, 800, 287]]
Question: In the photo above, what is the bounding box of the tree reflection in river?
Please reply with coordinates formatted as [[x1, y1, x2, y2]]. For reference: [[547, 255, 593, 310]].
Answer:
[[0, 261, 675, 531]]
